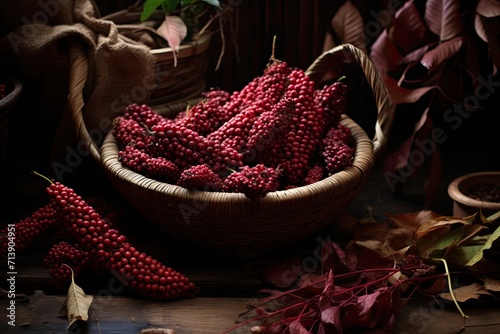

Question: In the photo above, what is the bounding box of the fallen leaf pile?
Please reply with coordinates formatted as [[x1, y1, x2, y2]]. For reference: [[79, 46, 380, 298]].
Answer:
[[225, 209, 500, 333]]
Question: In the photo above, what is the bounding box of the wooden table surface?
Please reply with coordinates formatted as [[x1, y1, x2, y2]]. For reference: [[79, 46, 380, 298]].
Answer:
[[1, 158, 499, 333]]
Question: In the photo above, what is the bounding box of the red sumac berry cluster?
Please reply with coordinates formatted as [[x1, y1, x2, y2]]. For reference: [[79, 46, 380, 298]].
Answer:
[[0, 180, 199, 300], [112, 58, 354, 198]]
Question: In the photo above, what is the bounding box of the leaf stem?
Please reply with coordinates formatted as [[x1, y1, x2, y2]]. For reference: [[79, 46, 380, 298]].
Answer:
[[32, 171, 54, 185], [433, 258, 469, 319]]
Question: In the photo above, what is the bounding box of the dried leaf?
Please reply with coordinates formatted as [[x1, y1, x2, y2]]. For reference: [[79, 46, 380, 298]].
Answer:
[[425, 0, 443, 36], [439, 282, 492, 302], [420, 224, 465, 259], [389, 0, 428, 55], [398, 44, 433, 64], [383, 109, 433, 173], [420, 36, 463, 69], [370, 30, 403, 77], [387, 210, 442, 232], [477, 0, 500, 18], [355, 240, 411, 262], [389, 271, 411, 292], [425, 0, 463, 41], [484, 277, 500, 291], [382, 76, 436, 104], [418, 276, 447, 295], [66, 266, 93, 329], [415, 215, 473, 241], [331, 1, 367, 53], [475, 14, 489, 43], [478, 15, 500, 74]]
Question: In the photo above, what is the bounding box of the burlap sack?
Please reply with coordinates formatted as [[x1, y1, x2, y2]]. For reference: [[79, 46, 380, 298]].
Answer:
[[0, 0, 155, 215], [1, 0, 155, 139]]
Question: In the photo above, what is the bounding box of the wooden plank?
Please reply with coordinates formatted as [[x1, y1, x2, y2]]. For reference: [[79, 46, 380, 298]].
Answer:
[[0, 294, 252, 333], [2, 292, 500, 333]]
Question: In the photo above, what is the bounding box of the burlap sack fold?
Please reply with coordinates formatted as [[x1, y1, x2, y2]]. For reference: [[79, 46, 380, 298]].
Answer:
[[1, 0, 155, 142]]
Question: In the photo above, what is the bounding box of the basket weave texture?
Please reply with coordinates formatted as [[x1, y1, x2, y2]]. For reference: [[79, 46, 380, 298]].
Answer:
[[70, 44, 393, 258], [101, 6, 211, 106]]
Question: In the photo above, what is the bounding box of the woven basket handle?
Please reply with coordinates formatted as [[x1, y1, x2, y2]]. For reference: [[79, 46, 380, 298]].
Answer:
[[68, 40, 102, 162], [304, 44, 393, 156]]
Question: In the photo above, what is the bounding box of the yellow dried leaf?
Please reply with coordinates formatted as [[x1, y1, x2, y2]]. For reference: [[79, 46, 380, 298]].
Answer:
[[65, 265, 93, 329]]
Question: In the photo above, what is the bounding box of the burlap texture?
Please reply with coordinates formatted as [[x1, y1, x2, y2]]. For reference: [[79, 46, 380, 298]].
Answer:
[[0, 0, 155, 138], [0, 0, 155, 215]]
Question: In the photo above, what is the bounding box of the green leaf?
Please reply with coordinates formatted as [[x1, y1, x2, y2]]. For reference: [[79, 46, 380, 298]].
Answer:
[[161, 0, 180, 13], [466, 224, 500, 267], [202, 0, 221, 9], [445, 243, 484, 267], [422, 224, 465, 259], [141, 0, 166, 21]]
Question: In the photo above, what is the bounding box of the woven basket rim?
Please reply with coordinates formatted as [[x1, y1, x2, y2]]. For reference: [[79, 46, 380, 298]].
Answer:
[[69, 43, 394, 164], [100, 115, 374, 204], [0, 76, 22, 110]]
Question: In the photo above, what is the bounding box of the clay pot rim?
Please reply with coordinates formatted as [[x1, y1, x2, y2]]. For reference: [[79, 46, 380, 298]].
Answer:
[[448, 171, 500, 210]]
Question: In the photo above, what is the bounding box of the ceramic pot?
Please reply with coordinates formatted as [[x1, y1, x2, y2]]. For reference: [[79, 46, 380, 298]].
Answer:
[[448, 171, 500, 217]]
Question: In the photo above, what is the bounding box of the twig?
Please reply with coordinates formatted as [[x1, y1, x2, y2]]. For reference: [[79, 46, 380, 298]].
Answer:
[[433, 258, 469, 319]]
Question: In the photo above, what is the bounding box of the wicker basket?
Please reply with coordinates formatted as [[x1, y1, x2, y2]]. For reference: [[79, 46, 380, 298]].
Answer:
[[101, 4, 211, 106], [70, 44, 393, 258]]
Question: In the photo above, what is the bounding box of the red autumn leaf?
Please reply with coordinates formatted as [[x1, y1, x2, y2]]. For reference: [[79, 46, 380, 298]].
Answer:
[[389, 0, 428, 55], [322, 240, 357, 274], [477, 0, 500, 17], [420, 36, 463, 69], [370, 30, 404, 78], [329, 1, 367, 53], [355, 245, 395, 271], [478, 15, 500, 74], [382, 76, 436, 105], [398, 44, 433, 65], [341, 287, 398, 330], [475, 14, 489, 43], [288, 320, 312, 334], [424, 0, 463, 41], [383, 108, 433, 173], [321, 305, 341, 327]]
